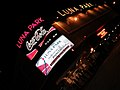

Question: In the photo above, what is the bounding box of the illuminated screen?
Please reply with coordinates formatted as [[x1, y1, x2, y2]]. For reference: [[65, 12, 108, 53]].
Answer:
[[35, 35, 74, 76]]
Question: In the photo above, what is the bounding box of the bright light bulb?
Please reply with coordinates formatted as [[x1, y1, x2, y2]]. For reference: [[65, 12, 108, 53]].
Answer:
[[74, 17, 78, 21], [113, 1, 116, 4]]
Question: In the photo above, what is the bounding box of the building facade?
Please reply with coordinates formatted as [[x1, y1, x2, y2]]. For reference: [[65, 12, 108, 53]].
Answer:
[[15, 0, 120, 90]]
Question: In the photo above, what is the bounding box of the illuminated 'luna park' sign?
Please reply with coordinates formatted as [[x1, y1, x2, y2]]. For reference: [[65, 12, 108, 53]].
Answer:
[[16, 16, 60, 60], [57, 3, 94, 17], [16, 17, 45, 49]]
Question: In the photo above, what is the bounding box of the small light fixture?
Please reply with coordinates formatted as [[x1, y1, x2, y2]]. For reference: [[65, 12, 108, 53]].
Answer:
[[113, 1, 116, 4], [74, 17, 78, 21]]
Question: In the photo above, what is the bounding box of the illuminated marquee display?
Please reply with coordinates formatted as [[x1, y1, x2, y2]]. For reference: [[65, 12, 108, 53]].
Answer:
[[26, 26, 57, 60], [35, 35, 74, 76], [16, 17, 44, 49], [26, 26, 48, 51], [97, 28, 108, 38], [57, 3, 94, 17], [16, 16, 74, 76]]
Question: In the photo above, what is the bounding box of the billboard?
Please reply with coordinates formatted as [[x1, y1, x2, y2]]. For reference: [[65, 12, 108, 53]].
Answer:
[[16, 16, 74, 76], [35, 35, 74, 76]]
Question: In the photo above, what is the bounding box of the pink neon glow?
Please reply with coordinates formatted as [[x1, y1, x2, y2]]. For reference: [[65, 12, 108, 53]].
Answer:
[[26, 49, 38, 60], [28, 17, 44, 31], [96, 25, 105, 32]]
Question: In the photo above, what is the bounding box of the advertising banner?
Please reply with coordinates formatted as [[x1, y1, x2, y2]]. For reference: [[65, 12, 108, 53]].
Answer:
[[16, 16, 74, 76]]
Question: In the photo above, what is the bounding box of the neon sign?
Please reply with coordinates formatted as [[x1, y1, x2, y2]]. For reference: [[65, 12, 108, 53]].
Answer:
[[97, 28, 108, 38], [26, 26, 48, 51], [16, 16, 75, 76], [16, 17, 44, 49], [26, 26, 56, 60]]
